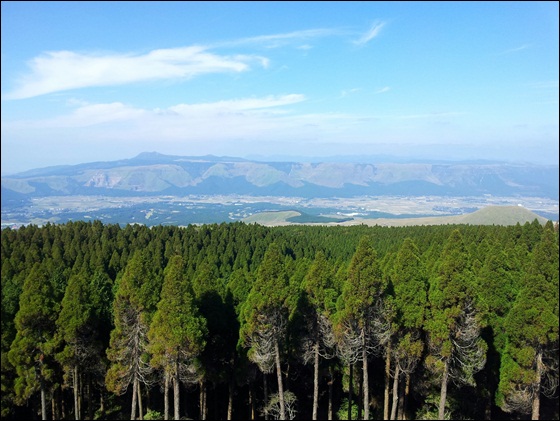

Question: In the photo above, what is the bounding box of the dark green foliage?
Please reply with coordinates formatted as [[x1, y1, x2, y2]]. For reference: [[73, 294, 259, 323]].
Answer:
[[391, 238, 427, 330], [8, 261, 66, 417], [497, 225, 559, 416], [340, 235, 384, 323], [1, 219, 558, 420], [148, 255, 206, 375], [304, 250, 337, 315]]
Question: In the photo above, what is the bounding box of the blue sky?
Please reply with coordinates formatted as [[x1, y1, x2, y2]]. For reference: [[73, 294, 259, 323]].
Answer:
[[1, 1, 558, 174]]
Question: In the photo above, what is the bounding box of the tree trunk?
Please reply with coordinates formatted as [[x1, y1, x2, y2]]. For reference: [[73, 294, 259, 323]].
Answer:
[[358, 361, 362, 421], [384, 341, 391, 420], [87, 374, 93, 420], [74, 365, 80, 420], [249, 383, 255, 421], [199, 379, 207, 420], [62, 387, 66, 420], [51, 396, 56, 421], [328, 365, 334, 421], [78, 369, 82, 421], [163, 372, 169, 421], [274, 340, 286, 420], [398, 373, 407, 420], [531, 351, 543, 420], [348, 363, 353, 421], [312, 341, 319, 420], [56, 384, 63, 420], [438, 359, 449, 420], [131, 376, 138, 421], [137, 380, 143, 420], [390, 363, 400, 420], [263, 373, 269, 421], [173, 375, 180, 421], [363, 337, 370, 421], [100, 392, 105, 419], [41, 378, 47, 420], [227, 375, 234, 420]]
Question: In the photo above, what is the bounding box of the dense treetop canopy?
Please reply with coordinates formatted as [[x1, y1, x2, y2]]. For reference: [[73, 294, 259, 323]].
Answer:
[[1, 219, 558, 420]]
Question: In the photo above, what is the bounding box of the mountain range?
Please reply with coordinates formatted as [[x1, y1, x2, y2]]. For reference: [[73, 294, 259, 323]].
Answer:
[[2, 152, 558, 202]]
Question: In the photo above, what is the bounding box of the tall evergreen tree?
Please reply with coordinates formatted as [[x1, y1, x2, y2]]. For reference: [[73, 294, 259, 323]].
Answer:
[[424, 229, 487, 419], [389, 238, 427, 420], [105, 250, 160, 421], [241, 242, 291, 420], [497, 226, 559, 420], [302, 251, 338, 420], [334, 236, 386, 420], [8, 261, 65, 420], [148, 255, 207, 421], [56, 270, 106, 420]]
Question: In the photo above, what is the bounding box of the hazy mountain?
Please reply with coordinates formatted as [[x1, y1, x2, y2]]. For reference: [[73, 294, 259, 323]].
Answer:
[[2, 152, 558, 204]]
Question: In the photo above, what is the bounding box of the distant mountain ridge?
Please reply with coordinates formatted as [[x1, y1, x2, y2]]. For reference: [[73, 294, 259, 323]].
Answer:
[[2, 152, 558, 202]]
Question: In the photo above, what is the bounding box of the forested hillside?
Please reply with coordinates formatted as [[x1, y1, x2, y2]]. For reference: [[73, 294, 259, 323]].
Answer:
[[1, 220, 558, 420]]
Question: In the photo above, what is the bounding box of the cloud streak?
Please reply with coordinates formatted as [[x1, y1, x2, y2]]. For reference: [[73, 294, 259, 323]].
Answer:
[[497, 43, 531, 55], [168, 94, 306, 115], [354, 20, 386, 46], [3, 26, 373, 100], [4, 95, 465, 144], [5, 95, 307, 130], [214, 28, 341, 49], [4, 46, 268, 100]]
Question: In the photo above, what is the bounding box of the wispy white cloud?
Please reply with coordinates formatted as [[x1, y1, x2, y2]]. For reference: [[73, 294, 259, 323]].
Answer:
[[215, 28, 341, 49], [375, 86, 391, 94], [2, 27, 367, 101], [5, 96, 465, 144], [340, 88, 361, 97], [388, 111, 465, 120], [6, 95, 307, 130], [33, 102, 147, 127], [497, 43, 531, 55], [4, 46, 268, 100], [354, 20, 386, 46], [169, 94, 306, 115]]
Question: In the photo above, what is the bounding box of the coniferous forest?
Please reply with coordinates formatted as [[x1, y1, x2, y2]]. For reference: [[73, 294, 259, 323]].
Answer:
[[1, 220, 558, 420]]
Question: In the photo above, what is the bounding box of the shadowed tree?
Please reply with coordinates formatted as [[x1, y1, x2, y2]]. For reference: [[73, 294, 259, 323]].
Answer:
[[424, 229, 487, 420], [334, 236, 387, 420], [302, 251, 338, 420], [105, 250, 160, 421], [389, 238, 427, 420], [148, 255, 207, 421], [55, 270, 107, 420], [241, 242, 291, 420], [497, 225, 559, 420], [189, 257, 238, 420], [8, 262, 66, 421]]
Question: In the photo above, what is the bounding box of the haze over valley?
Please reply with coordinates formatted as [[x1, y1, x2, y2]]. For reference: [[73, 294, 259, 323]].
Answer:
[[2, 152, 557, 227]]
